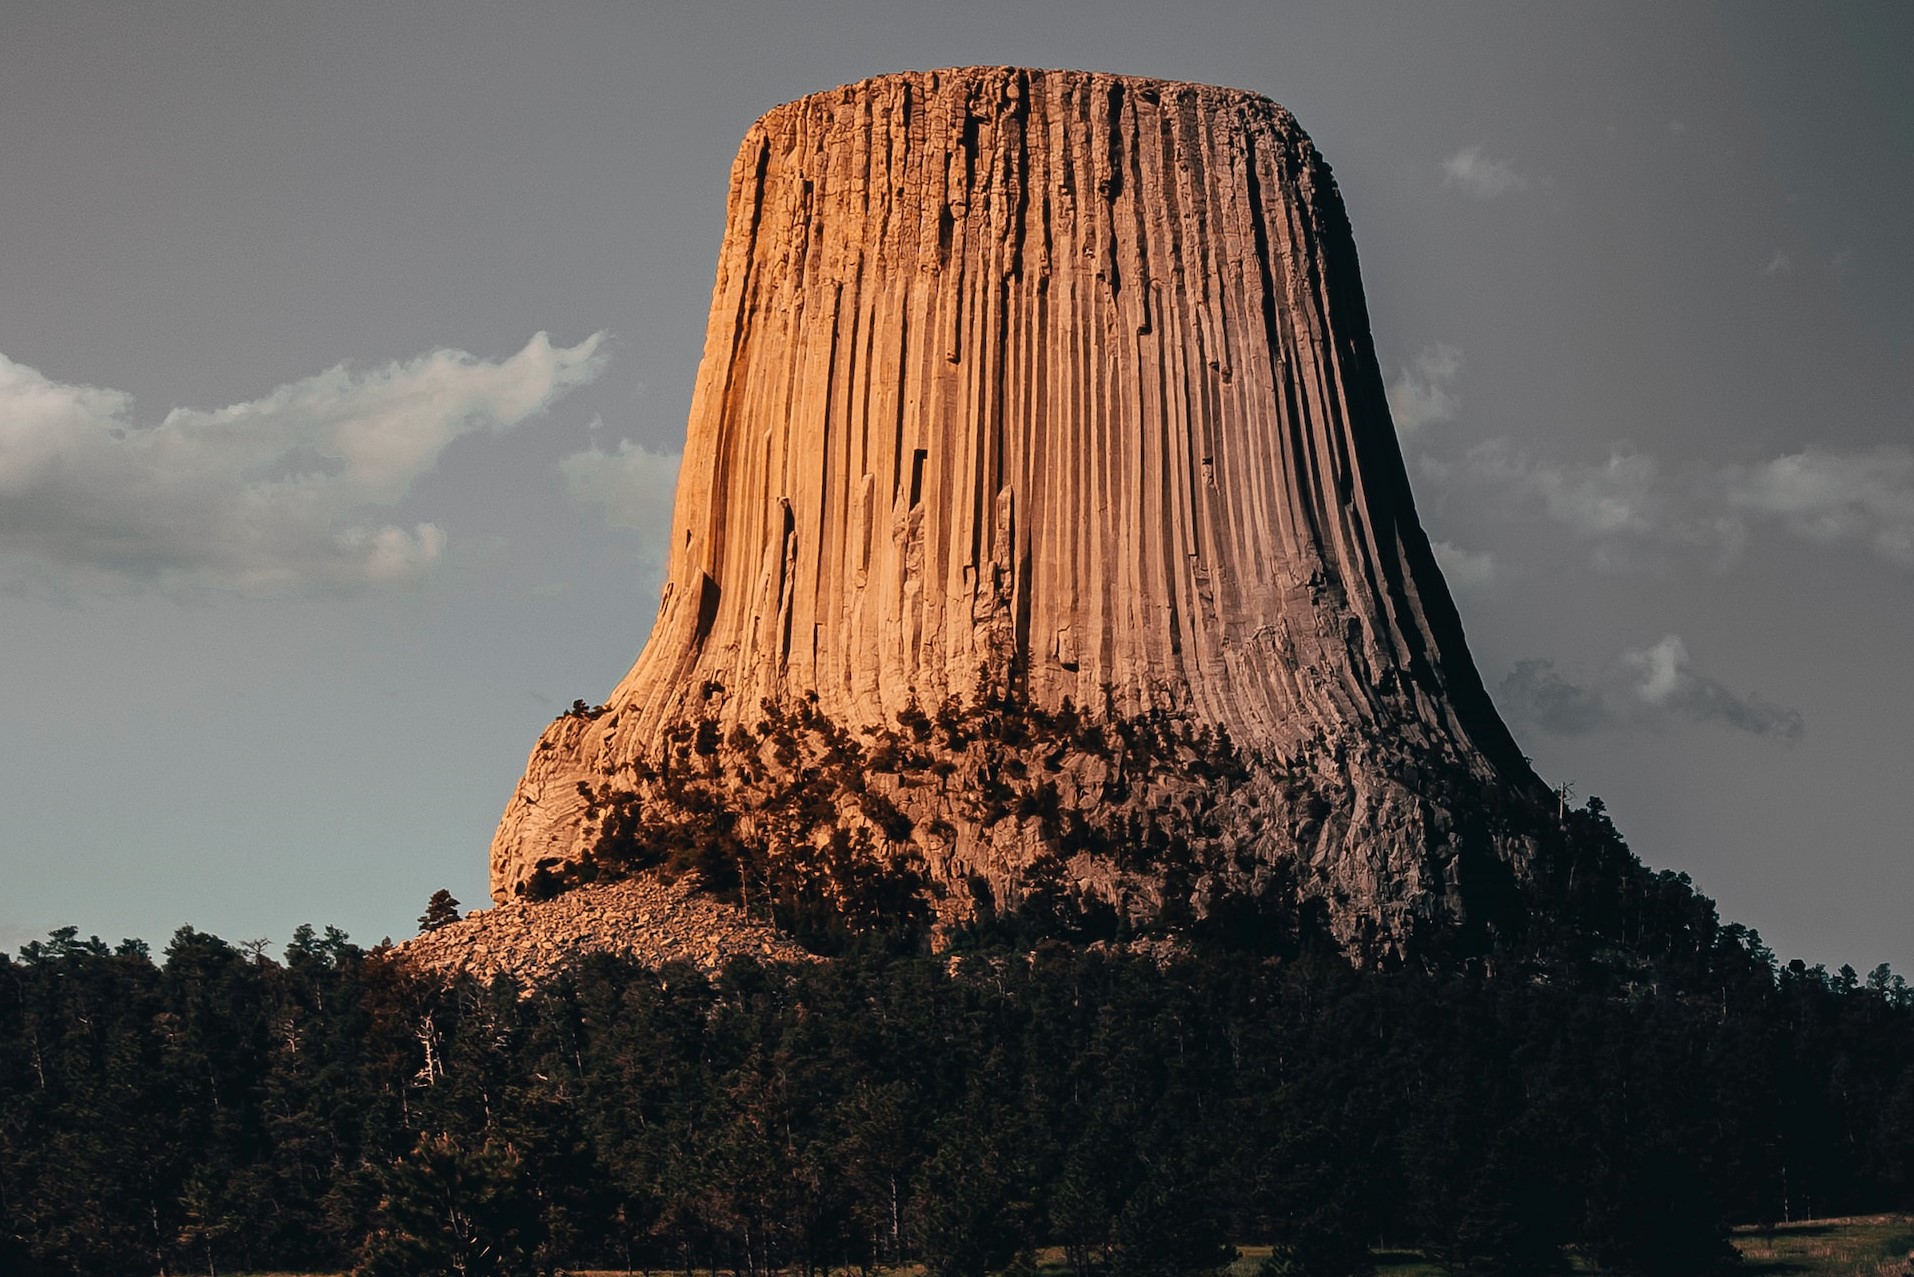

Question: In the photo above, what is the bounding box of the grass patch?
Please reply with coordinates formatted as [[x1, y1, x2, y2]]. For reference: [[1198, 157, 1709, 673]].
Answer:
[[1735, 1216, 1914, 1277], [230, 1217, 1914, 1277], [1372, 1251, 1451, 1277]]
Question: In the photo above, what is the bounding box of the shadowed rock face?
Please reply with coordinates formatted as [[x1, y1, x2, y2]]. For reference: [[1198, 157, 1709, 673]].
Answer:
[[491, 68, 1543, 956]]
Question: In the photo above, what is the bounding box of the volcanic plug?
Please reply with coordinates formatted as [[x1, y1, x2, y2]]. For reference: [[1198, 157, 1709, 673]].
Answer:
[[491, 68, 1543, 955]]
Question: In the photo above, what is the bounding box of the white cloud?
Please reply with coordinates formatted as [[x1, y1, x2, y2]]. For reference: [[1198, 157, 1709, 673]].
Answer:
[[1625, 634, 1687, 704], [1425, 439, 1839, 572], [0, 332, 606, 594], [1720, 445, 1914, 567], [1499, 636, 1802, 742], [1440, 145, 1528, 198], [1533, 451, 1662, 536], [1433, 438, 1914, 574], [560, 437, 682, 537], [1387, 343, 1462, 433], [1446, 442, 1665, 537], [1763, 252, 1793, 276], [1431, 539, 1497, 590], [1621, 634, 1804, 740]]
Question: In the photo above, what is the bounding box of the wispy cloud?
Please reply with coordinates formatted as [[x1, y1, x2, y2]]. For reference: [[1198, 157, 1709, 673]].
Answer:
[[1623, 635, 1804, 739], [1430, 442, 1667, 537], [1440, 145, 1528, 198], [1499, 635, 1803, 742], [1431, 539, 1497, 590], [1426, 438, 1914, 572], [0, 333, 606, 595], [1763, 252, 1793, 276], [1388, 343, 1462, 433], [559, 436, 682, 564], [1525, 451, 1664, 537], [1720, 445, 1914, 567], [1497, 659, 1607, 736]]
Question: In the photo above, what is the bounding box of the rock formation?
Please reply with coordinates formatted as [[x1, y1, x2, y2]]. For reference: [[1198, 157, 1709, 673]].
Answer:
[[490, 68, 1545, 957], [400, 876, 815, 987]]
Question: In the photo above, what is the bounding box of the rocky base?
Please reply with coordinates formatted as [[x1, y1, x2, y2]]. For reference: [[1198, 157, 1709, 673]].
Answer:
[[525, 688, 1537, 962], [395, 874, 816, 986]]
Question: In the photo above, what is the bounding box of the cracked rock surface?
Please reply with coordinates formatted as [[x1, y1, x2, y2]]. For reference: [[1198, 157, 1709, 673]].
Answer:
[[486, 68, 1545, 958]]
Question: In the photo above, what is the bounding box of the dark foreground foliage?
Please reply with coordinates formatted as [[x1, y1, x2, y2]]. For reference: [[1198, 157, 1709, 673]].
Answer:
[[3, 812, 1913, 1276]]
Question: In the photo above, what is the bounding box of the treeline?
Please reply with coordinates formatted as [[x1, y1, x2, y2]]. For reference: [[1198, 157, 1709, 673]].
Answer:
[[3, 852, 1913, 1277]]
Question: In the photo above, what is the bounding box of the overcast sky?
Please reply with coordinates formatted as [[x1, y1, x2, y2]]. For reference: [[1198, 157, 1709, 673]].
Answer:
[[2, 1, 1908, 972]]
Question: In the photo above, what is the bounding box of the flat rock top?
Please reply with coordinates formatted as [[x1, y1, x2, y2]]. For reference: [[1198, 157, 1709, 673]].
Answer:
[[787, 64, 1280, 104], [397, 875, 816, 986], [757, 66, 1294, 139]]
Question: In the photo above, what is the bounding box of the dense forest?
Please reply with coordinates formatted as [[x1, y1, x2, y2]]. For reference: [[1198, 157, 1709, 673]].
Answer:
[[3, 802, 1912, 1277]]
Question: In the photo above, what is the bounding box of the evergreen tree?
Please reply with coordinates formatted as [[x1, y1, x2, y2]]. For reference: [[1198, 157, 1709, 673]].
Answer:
[[418, 889, 463, 933], [1111, 1166, 1236, 1277], [3, 854, 1914, 1277], [356, 1134, 543, 1277]]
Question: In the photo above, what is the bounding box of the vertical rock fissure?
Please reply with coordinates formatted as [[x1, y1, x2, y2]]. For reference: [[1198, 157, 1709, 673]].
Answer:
[[490, 68, 1544, 955]]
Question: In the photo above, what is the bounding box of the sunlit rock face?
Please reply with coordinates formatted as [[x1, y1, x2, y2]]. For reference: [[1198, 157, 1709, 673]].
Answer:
[[491, 68, 1543, 957]]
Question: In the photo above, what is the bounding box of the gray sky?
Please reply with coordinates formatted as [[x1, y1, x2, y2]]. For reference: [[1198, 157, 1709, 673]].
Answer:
[[2, 1, 1908, 971]]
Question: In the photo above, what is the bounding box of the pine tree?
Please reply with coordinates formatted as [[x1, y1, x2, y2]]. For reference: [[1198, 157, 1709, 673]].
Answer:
[[355, 1134, 542, 1277], [417, 890, 462, 934]]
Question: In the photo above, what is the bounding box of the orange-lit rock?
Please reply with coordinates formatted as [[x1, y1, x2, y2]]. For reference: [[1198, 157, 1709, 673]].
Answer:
[[490, 68, 1542, 957]]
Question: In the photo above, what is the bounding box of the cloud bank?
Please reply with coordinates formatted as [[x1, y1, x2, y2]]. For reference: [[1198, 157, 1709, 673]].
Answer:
[[0, 334, 605, 594], [1499, 635, 1803, 742]]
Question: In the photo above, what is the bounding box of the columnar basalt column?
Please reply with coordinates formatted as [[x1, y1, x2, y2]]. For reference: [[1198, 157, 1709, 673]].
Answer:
[[490, 68, 1542, 954]]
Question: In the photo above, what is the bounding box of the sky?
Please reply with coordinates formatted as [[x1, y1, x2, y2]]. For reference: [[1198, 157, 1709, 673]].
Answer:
[[1, 1, 1908, 972]]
